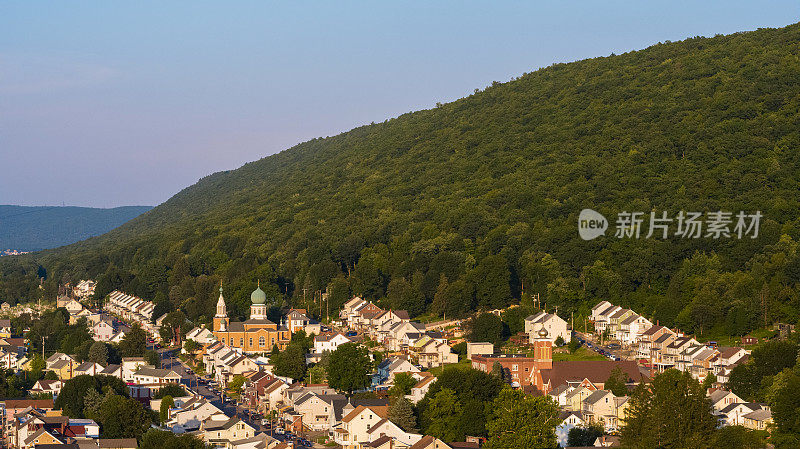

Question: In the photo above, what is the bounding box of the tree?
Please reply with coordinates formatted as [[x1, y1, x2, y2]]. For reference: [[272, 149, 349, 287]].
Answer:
[[160, 395, 174, 423], [228, 375, 246, 397], [424, 388, 463, 442], [471, 255, 511, 309], [418, 366, 503, 439], [568, 423, 604, 447], [604, 366, 628, 396], [307, 364, 327, 384], [390, 372, 417, 397], [702, 372, 717, 390], [388, 397, 417, 432], [27, 354, 46, 378], [710, 426, 766, 449], [327, 343, 371, 394], [621, 369, 717, 449], [96, 393, 154, 439], [273, 343, 307, 381], [567, 339, 580, 353], [145, 350, 161, 367], [119, 324, 147, 357], [183, 339, 198, 353], [485, 387, 559, 449], [154, 384, 186, 399], [466, 313, 505, 346], [83, 388, 103, 420], [770, 369, 800, 448], [55, 375, 129, 418], [87, 341, 109, 366]]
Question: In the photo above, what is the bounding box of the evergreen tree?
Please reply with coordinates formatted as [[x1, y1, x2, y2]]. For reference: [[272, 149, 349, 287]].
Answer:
[[87, 341, 109, 366], [621, 369, 716, 449], [388, 397, 417, 432], [604, 367, 628, 396]]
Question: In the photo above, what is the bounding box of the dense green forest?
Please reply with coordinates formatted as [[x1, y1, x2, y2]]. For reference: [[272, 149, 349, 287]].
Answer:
[[2, 24, 800, 336]]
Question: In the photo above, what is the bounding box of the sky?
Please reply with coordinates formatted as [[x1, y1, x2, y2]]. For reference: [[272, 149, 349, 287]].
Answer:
[[2, 2, 799, 208]]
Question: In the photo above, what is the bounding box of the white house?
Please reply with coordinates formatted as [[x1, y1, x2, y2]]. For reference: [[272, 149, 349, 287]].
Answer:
[[555, 411, 585, 448], [525, 312, 571, 344], [314, 333, 353, 353]]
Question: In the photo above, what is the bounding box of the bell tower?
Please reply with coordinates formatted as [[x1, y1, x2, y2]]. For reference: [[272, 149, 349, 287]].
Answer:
[[533, 325, 553, 370], [214, 284, 229, 332]]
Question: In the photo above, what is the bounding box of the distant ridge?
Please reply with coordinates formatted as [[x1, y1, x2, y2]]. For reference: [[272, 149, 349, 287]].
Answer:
[[0, 205, 152, 252]]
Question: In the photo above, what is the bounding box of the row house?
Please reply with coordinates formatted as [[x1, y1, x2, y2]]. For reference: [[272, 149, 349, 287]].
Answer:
[[636, 325, 674, 361], [661, 336, 699, 370], [525, 312, 572, 344], [369, 310, 410, 341], [73, 279, 96, 298], [385, 321, 427, 352], [591, 303, 622, 335], [105, 290, 158, 338], [339, 297, 371, 327], [409, 335, 458, 369], [616, 313, 653, 346], [202, 342, 259, 386], [580, 389, 629, 432], [590, 301, 613, 322]]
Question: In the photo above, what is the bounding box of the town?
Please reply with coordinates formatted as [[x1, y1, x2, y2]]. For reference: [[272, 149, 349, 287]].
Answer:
[[0, 277, 790, 449]]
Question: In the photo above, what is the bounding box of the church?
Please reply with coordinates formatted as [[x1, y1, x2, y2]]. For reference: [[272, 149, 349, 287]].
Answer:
[[212, 283, 291, 353]]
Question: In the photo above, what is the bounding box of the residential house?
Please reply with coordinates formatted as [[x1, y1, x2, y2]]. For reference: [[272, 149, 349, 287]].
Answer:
[[525, 312, 571, 344], [286, 309, 311, 334], [555, 411, 585, 448], [742, 409, 772, 431], [406, 376, 436, 404], [200, 416, 256, 447], [332, 405, 389, 449]]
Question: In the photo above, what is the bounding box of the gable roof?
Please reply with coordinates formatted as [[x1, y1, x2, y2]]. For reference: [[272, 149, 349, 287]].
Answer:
[[540, 361, 646, 390], [341, 405, 389, 423]]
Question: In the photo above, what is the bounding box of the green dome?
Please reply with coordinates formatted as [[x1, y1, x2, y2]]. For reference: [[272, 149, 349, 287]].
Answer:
[[251, 284, 267, 305]]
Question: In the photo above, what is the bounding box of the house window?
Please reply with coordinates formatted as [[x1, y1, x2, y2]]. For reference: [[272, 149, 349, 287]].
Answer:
[[239, 338, 244, 346], [259, 337, 265, 347], [512, 364, 518, 371], [249, 338, 253, 346]]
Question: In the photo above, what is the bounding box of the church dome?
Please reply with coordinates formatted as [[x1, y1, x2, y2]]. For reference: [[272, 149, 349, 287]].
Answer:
[[538, 326, 549, 338], [251, 282, 267, 305]]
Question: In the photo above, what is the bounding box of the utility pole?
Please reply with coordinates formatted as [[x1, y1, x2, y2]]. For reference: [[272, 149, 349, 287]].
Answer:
[[42, 336, 45, 359]]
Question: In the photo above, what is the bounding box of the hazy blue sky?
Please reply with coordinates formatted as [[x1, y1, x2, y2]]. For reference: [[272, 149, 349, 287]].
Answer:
[[2, 2, 799, 208]]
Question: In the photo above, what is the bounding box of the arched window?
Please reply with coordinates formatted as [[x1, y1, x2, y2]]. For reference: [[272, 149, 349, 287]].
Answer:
[[259, 336, 265, 347]]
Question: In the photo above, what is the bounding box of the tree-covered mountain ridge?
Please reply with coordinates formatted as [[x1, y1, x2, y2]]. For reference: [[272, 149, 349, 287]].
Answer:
[[4, 23, 800, 334]]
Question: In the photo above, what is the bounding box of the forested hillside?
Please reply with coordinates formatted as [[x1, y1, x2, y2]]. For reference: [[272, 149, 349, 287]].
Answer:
[[3, 24, 800, 336], [0, 205, 151, 252]]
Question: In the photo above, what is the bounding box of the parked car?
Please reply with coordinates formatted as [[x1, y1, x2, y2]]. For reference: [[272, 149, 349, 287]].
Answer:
[[607, 343, 621, 350]]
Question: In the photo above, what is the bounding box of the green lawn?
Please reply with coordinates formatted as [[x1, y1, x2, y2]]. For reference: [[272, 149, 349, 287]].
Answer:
[[427, 358, 472, 377], [551, 346, 607, 362]]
